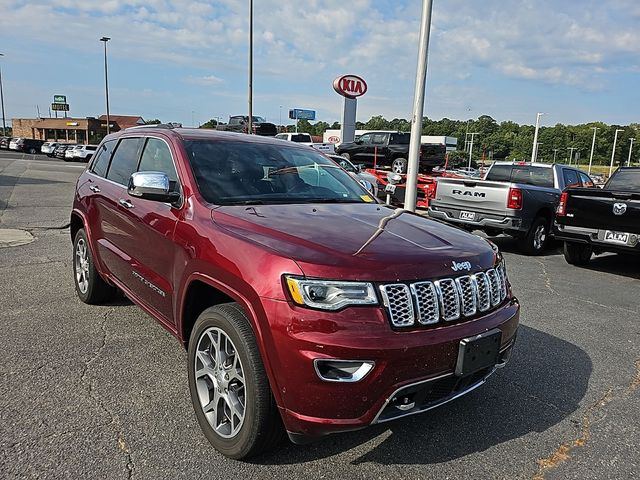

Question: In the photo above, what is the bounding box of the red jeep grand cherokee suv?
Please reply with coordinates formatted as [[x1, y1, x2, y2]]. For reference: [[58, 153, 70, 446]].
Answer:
[[71, 126, 519, 459]]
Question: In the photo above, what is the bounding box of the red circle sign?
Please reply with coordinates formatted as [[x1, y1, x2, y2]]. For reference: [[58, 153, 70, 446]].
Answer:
[[333, 75, 367, 99]]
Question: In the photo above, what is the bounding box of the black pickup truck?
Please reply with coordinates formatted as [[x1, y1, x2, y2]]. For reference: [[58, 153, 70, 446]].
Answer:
[[216, 116, 277, 136], [555, 167, 640, 265], [335, 131, 445, 173]]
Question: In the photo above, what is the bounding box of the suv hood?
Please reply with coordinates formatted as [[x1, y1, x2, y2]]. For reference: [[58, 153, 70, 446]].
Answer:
[[211, 204, 497, 281]]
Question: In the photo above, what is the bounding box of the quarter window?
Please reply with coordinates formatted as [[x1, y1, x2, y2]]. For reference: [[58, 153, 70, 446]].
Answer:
[[579, 172, 594, 187], [106, 138, 142, 186]]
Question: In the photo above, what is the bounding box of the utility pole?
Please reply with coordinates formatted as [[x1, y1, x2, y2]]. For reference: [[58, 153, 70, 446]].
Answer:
[[628, 138, 635, 166], [247, 0, 253, 135], [531, 112, 544, 162], [567, 147, 576, 165], [588, 127, 598, 174], [0, 53, 6, 136], [553, 149, 558, 162], [100, 37, 111, 135], [468, 132, 479, 169], [404, 0, 434, 212], [535, 142, 542, 162], [609, 129, 624, 176]]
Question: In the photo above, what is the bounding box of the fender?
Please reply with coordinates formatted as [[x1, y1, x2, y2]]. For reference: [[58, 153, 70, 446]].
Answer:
[[178, 272, 285, 406]]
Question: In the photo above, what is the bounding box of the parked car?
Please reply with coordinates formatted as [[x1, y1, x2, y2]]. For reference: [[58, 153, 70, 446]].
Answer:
[[65, 145, 81, 161], [555, 166, 640, 265], [41, 142, 60, 156], [73, 145, 98, 162], [335, 131, 446, 174], [455, 167, 481, 178], [9, 138, 45, 154], [70, 125, 519, 459], [327, 153, 379, 197], [216, 115, 278, 136], [54, 144, 72, 159], [428, 162, 596, 255], [0, 136, 12, 149], [275, 132, 335, 154]]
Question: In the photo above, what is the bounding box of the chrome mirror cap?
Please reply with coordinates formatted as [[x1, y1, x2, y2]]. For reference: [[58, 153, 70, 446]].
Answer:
[[128, 171, 170, 198]]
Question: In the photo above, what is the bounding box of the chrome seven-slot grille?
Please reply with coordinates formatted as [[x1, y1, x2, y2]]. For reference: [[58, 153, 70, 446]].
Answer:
[[379, 263, 508, 328]]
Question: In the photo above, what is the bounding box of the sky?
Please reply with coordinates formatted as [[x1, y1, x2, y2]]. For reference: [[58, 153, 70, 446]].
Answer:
[[0, 0, 639, 128]]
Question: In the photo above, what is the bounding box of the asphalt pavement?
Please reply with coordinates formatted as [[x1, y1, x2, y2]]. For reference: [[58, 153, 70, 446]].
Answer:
[[1, 150, 638, 479]]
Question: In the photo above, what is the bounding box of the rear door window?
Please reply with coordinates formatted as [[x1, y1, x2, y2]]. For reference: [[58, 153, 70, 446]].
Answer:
[[90, 140, 117, 178], [106, 138, 142, 186], [562, 169, 580, 188]]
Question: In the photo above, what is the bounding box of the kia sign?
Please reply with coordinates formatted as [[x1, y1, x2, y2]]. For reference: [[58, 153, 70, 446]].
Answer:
[[333, 75, 367, 99]]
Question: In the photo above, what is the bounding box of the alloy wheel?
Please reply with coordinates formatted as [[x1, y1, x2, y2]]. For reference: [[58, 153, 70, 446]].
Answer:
[[75, 238, 90, 294], [533, 224, 547, 250], [194, 327, 246, 439]]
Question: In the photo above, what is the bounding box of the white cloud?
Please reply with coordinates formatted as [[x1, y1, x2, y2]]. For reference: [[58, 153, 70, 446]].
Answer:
[[185, 75, 224, 86]]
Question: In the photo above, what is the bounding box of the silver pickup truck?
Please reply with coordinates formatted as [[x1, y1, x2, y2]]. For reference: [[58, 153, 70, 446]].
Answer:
[[428, 162, 595, 255]]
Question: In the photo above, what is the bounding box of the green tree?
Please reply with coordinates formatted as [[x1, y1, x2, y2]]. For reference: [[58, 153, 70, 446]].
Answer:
[[145, 119, 162, 125], [200, 119, 219, 129]]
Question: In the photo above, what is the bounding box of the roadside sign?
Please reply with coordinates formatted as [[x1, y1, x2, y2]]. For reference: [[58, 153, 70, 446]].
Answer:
[[289, 109, 316, 121], [333, 75, 367, 98], [53, 95, 66, 104], [51, 103, 69, 111]]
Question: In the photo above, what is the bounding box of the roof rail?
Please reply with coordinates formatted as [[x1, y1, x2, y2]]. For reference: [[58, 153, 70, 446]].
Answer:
[[125, 122, 183, 130]]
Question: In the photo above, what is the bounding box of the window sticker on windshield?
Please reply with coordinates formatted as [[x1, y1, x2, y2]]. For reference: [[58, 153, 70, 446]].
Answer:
[[361, 195, 374, 202]]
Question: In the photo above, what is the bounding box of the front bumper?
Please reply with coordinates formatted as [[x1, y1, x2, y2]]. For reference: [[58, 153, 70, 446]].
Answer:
[[428, 206, 525, 232], [260, 296, 520, 440]]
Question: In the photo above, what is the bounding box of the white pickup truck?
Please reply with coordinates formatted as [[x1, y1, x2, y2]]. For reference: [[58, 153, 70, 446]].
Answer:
[[274, 132, 335, 154]]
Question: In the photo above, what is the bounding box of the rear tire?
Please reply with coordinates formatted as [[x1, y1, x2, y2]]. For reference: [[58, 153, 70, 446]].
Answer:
[[392, 157, 408, 174], [73, 229, 116, 304], [187, 304, 284, 460], [563, 242, 592, 266], [518, 216, 549, 255], [28, 147, 37, 154]]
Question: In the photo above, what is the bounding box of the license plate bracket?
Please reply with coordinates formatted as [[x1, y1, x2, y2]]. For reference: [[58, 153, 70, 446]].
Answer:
[[455, 329, 502, 377], [604, 230, 629, 244], [460, 210, 477, 221]]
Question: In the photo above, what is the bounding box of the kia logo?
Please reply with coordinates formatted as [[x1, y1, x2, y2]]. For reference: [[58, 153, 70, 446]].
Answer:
[[333, 75, 368, 99], [328, 136, 340, 143]]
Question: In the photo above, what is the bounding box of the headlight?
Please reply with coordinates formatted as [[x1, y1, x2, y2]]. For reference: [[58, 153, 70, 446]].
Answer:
[[285, 276, 378, 310]]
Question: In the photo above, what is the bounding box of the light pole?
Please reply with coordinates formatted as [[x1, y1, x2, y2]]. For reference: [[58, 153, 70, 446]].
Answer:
[[467, 132, 479, 169], [609, 129, 624, 176], [279, 105, 282, 131], [404, 0, 434, 212], [0, 53, 6, 136], [588, 127, 598, 174], [567, 147, 576, 165], [247, 0, 253, 135], [628, 138, 635, 167], [535, 142, 542, 162], [531, 112, 544, 162], [100, 37, 111, 135], [553, 148, 558, 162]]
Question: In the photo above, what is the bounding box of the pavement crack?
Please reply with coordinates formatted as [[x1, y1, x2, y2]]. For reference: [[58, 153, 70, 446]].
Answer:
[[79, 308, 135, 479], [536, 259, 557, 295], [533, 388, 614, 480], [629, 359, 640, 393]]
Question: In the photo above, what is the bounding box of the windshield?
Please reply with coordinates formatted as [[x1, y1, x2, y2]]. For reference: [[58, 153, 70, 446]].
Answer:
[[252, 116, 266, 123], [184, 140, 372, 205]]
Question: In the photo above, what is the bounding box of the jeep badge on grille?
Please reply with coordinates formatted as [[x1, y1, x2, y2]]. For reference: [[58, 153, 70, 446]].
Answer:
[[451, 261, 472, 272]]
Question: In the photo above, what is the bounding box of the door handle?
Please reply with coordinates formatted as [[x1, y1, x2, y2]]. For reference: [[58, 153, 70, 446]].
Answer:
[[89, 185, 101, 193], [118, 199, 135, 209]]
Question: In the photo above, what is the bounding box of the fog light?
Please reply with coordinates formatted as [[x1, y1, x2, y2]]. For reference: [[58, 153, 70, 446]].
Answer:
[[314, 359, 374, 383]]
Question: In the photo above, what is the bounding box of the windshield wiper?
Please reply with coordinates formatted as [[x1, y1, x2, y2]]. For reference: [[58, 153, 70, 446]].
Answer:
[[297, 198, 361, 204]]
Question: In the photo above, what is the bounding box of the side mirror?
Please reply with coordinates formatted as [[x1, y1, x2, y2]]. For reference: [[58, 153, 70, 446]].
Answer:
[[355, 139, 363, 145], [128, 172, 180, 203]]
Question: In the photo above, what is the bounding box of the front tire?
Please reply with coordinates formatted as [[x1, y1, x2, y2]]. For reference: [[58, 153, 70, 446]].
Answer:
[[518, 216, 549, 255], [563, 242, 592, 266], [187, 304, 284, 459], [73, 229, 116, 304], [392, 157, 408, 174]]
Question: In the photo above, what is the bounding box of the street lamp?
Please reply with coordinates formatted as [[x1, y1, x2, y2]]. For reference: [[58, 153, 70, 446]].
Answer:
[[628, 138, 635, 167], [535, 142, 542, 162], [531, 112, 544, 162], [279, 105, 282, 131], [247, 0, 253, 135], [0, 53, 6, 136], [467, 132, 479, 169], [609, 129, 624, 177], [567, 147, 576, 165], [553, 148, 558, 162], [99, 37, 111, 135], [588, 127, 598, 174]]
